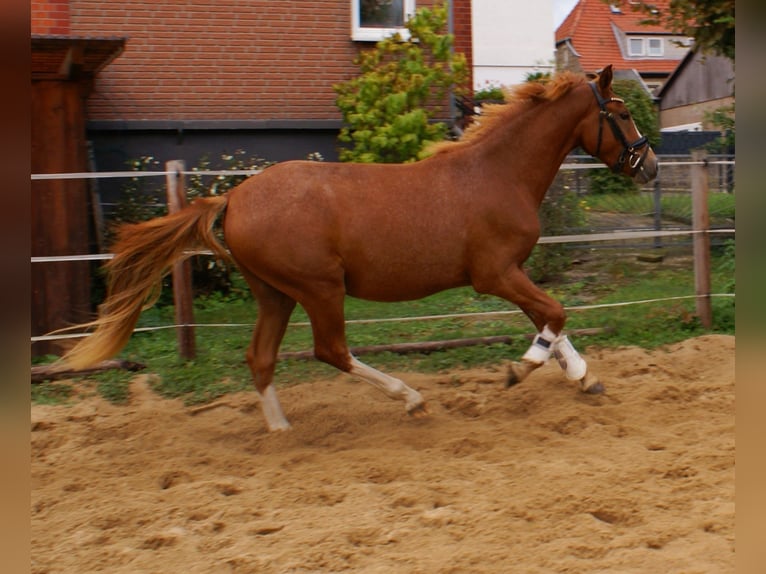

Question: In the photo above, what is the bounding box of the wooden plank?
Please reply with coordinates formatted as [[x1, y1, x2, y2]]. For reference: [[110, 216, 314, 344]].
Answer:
[[31, 359, 146, 383], [31, 80, 92, 355], [277, 328, 609, 360], [166, 160, 196, 360], [57, 45, 85, 79]]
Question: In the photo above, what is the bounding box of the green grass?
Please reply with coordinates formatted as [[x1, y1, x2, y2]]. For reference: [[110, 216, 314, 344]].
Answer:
[[583, 190, 735, 225], [32, 248, 735, 406]]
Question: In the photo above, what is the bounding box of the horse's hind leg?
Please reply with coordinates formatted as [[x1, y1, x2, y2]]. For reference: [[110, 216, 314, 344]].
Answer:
[[245, 277, 297, 431], [477, 266, 602, 393], [301, 287, 427, 416]]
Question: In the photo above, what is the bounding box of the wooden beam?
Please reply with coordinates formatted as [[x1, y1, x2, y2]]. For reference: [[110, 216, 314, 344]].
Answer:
[[31, 359, 146, 383], [58, 45, 84, 79], [277, 328, 609, 360]]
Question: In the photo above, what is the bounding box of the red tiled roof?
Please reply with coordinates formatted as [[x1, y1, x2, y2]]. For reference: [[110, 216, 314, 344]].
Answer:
[[556, 0, 684, 74]]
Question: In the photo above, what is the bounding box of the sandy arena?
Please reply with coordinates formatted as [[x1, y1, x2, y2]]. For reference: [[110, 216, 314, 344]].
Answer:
[[32, 335, 734, 573]]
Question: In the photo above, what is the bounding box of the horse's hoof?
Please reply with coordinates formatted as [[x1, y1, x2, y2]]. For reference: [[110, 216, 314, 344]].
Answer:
[[407, 402, 429, 418], [506, 362, 525, 388], [507, 360, 541, 388], [266, 421, 292, 432], [580, 373, 605, 394], [585, 381, 605, 394]]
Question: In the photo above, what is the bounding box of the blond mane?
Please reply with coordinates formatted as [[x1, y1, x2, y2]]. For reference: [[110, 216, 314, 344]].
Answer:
[[427, 71, 588, 156]]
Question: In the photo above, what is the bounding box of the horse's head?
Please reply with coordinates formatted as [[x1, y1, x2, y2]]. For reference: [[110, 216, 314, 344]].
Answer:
[[580, 65, 658, 184]]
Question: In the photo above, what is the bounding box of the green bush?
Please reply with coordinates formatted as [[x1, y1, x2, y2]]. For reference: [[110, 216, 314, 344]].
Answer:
[[526, 176, 587, 282], [104, 156, 166, 241], [334, 2, 468, 163], [705, 103, 735, 153], [102, 150, 279, 304], [473, 82, 505, 103]]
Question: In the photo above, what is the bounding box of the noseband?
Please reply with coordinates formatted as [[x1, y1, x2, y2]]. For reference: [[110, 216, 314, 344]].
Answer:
[[589, 82, 650, 176]]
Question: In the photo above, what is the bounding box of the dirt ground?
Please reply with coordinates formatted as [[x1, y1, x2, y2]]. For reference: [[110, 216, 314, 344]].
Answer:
[[31, 334, 734, 573]]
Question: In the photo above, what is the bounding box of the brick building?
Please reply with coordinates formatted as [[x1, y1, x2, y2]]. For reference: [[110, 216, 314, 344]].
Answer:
[[33, 0, 475, 172]]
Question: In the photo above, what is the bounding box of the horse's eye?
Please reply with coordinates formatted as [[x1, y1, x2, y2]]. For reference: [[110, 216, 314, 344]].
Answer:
[[620, 112, 630, 120]]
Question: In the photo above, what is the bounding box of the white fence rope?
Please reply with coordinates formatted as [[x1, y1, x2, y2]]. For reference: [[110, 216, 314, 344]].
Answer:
[[31, 160, 735, 344], [30, 293, 736, 342], [31, 169, 264, 180], [28, 160, 735, 181], [31, 228, 736, 263]]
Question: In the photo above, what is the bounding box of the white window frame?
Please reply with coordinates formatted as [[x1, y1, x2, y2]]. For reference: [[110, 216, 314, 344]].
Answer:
[[628, 37, 665, 57], [628, 37, 644, 56], [351, 0, 415, 42], [647, 37, 664, 56]]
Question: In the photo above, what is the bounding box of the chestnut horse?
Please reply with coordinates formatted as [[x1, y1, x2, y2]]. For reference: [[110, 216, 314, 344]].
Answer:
[[58, 66, 657, 431]]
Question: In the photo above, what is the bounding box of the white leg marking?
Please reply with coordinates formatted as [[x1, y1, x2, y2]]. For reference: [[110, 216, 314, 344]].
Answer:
[[349, 357, 424, 412], [257, 385, 291, 432]]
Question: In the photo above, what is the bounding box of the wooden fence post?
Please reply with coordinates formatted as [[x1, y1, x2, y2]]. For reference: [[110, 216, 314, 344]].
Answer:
[[652, 177, 663, 249], [166, 160, 196, 360], [691, 149, 712, 329]]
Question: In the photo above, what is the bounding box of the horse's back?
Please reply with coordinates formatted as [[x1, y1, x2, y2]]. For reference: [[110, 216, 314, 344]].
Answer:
[[223, 159, 475, 300]]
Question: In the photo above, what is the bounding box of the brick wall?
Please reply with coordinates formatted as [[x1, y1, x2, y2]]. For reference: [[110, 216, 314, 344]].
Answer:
[[451, 0, 472, 94], [32, 0, 70, 35], [67, 0, 450, 123]]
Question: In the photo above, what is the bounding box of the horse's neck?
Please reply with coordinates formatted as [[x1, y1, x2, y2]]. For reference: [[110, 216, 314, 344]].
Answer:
[[477, 94, 588, 206]]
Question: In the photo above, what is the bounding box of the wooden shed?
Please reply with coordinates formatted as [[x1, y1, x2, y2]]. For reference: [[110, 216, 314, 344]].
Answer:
[[32, 35, 125, 355], [656, 49, 735, 130]]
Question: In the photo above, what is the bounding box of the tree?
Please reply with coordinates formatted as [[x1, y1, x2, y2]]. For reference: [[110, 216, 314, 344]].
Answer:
[[609, 0, 735, 60], [334, 2, 468, 163], [705, 103, 735, 152]]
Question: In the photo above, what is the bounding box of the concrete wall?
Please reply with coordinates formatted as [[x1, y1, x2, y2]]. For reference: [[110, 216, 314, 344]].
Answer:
[[472, 0, 554, 89]]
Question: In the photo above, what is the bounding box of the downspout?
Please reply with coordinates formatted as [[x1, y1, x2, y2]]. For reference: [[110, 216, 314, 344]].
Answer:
[[447, 0, 459, 135]]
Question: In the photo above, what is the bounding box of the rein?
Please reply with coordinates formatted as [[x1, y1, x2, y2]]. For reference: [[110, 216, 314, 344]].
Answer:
[[589, 82, 649, 176]]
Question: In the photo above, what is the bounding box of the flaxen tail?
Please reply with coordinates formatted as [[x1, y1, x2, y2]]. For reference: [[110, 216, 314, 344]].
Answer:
[[56, 195, 230, 371]]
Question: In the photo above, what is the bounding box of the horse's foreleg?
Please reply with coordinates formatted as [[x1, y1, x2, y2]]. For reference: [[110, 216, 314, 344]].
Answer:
[[552, 335, 603, 393], [478, 266, 602, 392], [510, 327, 603, 393], [508, 324, 558, 386], [245, 278, 297, 431]]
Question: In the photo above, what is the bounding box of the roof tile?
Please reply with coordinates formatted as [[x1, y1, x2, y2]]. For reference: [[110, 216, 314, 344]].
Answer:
[[556, 0, 684, 74]]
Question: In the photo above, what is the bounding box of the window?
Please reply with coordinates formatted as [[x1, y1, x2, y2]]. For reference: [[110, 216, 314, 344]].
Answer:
[[628, 37, 644, 56], [351, 0, 415, 42], [647, 38, 663, 56], [628, 37, 665, 57]]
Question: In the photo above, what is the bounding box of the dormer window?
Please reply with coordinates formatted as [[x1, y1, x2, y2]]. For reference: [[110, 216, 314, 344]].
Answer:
[[352, 0, 415, 42], [628, 37, 664, 57], [629, 37, 644, 56], [609, 4, 622, 14]]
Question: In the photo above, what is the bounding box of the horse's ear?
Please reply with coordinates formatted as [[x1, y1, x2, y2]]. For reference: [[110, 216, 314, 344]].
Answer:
[[598, 65, 614, 93]]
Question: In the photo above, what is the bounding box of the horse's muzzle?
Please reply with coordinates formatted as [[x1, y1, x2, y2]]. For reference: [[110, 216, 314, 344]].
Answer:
[[632, 149, 658, 184]]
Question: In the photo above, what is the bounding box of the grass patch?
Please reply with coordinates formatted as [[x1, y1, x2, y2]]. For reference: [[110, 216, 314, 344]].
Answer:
[[93, 370, 133, 405], [31, 381, 74, 405], [31, 247, 734, 406], [583, 190, 735, 225]]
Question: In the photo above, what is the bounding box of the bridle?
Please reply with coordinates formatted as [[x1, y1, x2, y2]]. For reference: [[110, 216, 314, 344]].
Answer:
[[589, 82, 650, 176]]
